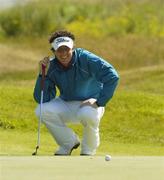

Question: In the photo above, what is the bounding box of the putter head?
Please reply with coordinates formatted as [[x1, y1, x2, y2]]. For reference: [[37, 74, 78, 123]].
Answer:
[[32, 146, 39, 156], [32, 151, 37, 156]]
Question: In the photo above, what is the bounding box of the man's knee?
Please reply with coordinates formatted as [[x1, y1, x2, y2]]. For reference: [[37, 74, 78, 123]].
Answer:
[[77, 106, 100, 127], [36, 103, 51, 117], [35, 101, 61, 121]]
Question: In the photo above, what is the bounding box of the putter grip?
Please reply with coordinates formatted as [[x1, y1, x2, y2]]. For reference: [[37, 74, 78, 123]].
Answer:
[[41, 64, 46, 90]]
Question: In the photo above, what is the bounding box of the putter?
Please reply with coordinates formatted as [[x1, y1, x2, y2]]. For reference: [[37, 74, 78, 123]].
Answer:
[[32, 64, 46, 156]]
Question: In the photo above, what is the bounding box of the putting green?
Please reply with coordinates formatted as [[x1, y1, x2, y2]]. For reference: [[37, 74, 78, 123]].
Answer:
[[1, 156, 164, 180]]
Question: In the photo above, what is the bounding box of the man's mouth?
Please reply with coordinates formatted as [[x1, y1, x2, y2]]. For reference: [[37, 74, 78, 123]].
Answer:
[[61, 57, 68, 61]]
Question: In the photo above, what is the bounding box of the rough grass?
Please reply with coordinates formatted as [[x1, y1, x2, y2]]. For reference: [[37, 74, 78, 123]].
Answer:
[[120, 65, 164, 94], [0, 38, 164, 155], [0, 0, 163, 38], [0, 129, 164, 156], [1, 35, 164, 70], [0, 43, 40, 73], [0, 67, 164, 146]]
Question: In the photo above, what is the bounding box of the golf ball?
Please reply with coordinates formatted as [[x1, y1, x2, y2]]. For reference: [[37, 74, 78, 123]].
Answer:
[[105, 154, 111, 161]]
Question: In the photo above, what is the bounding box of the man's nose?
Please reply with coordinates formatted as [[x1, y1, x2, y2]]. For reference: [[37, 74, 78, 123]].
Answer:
[[60, 50, 67, 55]]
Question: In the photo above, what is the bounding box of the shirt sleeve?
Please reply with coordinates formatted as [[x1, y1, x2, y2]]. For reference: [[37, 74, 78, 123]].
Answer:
[[86, 51, 119, 106], [33, 75, 56, 104]]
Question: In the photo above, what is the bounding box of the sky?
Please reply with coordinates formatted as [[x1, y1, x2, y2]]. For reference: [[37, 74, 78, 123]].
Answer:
[[0, 0, 30, 9], [0, 0, 17, 8]]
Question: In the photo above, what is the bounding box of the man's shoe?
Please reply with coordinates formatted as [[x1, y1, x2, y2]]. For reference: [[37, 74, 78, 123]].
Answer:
[[80, 149, 96, 156], [80, 153, 91, 156], [54, 142, 80, 156]]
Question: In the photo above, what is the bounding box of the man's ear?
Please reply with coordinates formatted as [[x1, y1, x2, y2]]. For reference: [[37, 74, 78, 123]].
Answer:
[[72, 44, 75, 51]]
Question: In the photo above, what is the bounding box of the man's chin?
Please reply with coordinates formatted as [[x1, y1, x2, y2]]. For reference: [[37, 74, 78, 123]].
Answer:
[[60, 62, 69, 67]]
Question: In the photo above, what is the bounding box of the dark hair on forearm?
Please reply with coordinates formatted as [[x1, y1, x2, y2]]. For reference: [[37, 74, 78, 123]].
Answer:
[[49, 30, 75, 43]]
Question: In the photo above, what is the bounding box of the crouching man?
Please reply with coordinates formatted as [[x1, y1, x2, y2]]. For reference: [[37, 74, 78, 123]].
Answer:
[[33, 30, 119, 155]]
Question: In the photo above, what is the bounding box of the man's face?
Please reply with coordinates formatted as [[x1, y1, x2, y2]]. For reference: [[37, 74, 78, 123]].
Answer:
[[54, 46, 73, 67]]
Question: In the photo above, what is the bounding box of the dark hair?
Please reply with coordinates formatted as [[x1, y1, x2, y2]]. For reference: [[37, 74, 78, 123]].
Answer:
[[49, 30, 75, 43]]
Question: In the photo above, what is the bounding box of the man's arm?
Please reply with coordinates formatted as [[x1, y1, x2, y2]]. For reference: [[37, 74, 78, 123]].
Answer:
[[33, 57, 56, 104], [33, 75, 56, 104], [86, 51, 119, 107], [96, 65, 119, 106]]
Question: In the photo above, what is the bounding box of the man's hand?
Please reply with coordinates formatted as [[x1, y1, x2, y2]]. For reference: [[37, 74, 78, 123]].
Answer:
[[39, 57, 50, 75], [80, 98, 98, 108]]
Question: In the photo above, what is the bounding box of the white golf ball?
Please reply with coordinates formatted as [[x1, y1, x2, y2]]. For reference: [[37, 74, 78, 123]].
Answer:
[[105, 154, 111, 161]]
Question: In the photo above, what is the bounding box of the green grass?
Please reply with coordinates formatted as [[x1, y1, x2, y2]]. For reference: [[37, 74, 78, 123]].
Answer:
[[0, 0, 164, 155], [0, 6, 164, 180], [0, 64, 164, 155], [120, 65, 164, 93], [1, 156, 164, 180], [0, 82, 164, 145], [0, 39, 164, 155], [1, 129, 164, 156]]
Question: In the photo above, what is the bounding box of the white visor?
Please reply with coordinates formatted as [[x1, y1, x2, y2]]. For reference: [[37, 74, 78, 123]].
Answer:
[[51, 36, 74, 50]]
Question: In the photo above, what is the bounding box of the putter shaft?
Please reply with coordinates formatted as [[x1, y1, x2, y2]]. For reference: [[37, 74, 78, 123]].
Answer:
[[32, 64, 46, 156]]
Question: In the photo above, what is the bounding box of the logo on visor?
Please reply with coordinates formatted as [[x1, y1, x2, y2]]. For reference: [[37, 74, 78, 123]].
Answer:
[[52, 37, 73, 50], [56, 38, 70, 44]]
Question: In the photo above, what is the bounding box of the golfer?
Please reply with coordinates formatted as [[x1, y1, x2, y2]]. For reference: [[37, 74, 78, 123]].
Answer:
[[33, 30, 119, 155]]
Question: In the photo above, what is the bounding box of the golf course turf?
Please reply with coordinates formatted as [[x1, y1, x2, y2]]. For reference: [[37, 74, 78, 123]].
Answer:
[[1, 156, 164, 180]]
